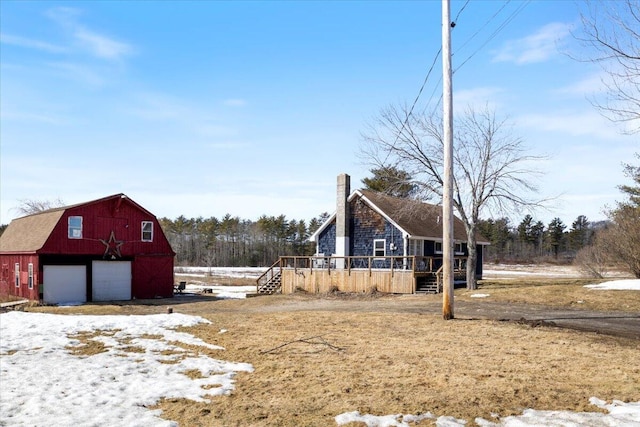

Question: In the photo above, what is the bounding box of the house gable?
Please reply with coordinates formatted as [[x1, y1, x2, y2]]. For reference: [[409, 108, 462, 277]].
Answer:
[[317, 220, 337, 256], [350, 195, 404, 257]]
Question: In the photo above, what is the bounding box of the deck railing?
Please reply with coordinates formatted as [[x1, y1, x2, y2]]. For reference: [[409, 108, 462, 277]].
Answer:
[[257, 255, 468, 294], [274, 255, 467, 273]]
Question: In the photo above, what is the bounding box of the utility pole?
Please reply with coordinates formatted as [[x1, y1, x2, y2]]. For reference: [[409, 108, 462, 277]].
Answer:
[[442, 0, 455, 320]]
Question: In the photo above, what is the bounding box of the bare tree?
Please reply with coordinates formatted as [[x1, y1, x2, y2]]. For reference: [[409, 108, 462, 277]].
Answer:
[[574, 0, 640, 133], [598, 205, 640, 278], [574, 226, 611, 278], [361, 104, 544, 289], [14, 198, 66, 216]]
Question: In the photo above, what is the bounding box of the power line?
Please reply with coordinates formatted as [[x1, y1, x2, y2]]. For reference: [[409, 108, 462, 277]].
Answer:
[[425, 0, 531, 117], [382, 0, 531, 166], [455, 0, 531, 72], [382, 0, 471, 166]]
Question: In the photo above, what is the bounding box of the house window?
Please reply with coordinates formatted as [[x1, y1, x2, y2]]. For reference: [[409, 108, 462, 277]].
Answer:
[[141, 221, 153, 242], [373, 239, 386, 257], [28, 263, 34, 289], [455, 243, 464, 255], [409, 239, 424, 256], [15, 263, 20, 288], [68, 216, 83, 239], [434, 241, 443, 254]]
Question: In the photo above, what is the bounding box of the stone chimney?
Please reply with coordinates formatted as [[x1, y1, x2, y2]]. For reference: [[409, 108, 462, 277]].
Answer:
[[335, 173, 350, 267]]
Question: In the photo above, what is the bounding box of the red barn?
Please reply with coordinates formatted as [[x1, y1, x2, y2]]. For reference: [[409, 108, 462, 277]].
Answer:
[[0, 194, 175, 304]]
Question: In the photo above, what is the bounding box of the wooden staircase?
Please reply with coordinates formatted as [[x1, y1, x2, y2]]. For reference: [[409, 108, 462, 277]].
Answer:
[[415, 273, 440, 294], [256, 260, 282, 294]]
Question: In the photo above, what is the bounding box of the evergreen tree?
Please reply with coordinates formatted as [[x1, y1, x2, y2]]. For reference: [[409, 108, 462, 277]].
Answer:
[[618, 153, 640, 207], [569, 215, 590, 251], [546, 218, 567, 259], [362, 166, 417, 198]]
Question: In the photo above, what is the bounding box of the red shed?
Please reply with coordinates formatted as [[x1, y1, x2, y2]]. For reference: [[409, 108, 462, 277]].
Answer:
[[0, 194, 175, 304]]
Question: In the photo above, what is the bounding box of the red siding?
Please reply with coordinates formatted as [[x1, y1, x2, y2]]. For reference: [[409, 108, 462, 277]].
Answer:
[[1, 194, 175, 302], [0, 254, 40, 301], [40, 197, 174, 258], [133, 255, 174, 299]]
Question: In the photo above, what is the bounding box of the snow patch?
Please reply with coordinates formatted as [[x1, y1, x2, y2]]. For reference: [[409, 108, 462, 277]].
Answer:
[[0, 311, 253, 427], [336, 399, 640, 426], [584, 279, 640, 291], [470, 293, 490, 298]]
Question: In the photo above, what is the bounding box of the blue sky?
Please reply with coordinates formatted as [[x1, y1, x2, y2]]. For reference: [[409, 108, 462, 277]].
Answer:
[[1, 1, 637, 228]]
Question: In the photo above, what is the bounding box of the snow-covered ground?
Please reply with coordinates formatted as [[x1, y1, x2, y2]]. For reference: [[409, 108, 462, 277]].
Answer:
[[177, 284, 255, 299], [0, 312, 253, 427], [585, 279, 640, 291], [336, 399, 640, 426], [175, 266, 264, 279]]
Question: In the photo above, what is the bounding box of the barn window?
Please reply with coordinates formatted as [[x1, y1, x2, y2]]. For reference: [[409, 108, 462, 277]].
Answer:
[[15, 263, 20, 288], [373, 239, 386, 257], [141, 221, 153, 242], [28, 263, 34, 289], [68, 216, 83, 239], [434, 241, 443, 254]]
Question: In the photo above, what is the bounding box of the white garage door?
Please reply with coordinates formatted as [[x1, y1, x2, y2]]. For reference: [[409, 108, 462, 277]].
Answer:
[[92, 261, 131, 301], [43, 265, 87, 304]]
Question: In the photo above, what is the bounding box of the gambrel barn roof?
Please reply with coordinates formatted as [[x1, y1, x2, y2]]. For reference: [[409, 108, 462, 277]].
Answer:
[[310, 189, 490, 244], [0, 194, 162, 253]]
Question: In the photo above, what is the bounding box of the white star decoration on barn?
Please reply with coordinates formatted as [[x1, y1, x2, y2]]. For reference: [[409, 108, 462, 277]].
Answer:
[[100, 231, 124, 259]]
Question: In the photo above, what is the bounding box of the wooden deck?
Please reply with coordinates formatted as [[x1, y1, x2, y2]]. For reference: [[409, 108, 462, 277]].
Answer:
[[257, 256, 466, 295]]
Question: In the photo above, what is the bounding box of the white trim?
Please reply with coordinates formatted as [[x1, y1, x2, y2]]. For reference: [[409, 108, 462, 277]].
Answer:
[[306, 189, 491, 245], [68, 216, 83, 239], [28, 263, 34, 289], [14, 263, 20, 288], [308, 212, 337, 242], [373, 239, 386, 257], [141, 221, 153, 242], [335, 236, 349, 257]]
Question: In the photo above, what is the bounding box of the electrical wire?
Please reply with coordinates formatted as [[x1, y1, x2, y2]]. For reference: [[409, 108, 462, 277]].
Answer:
[[382, 0, 531, 165], [455, 0, 532, 72]]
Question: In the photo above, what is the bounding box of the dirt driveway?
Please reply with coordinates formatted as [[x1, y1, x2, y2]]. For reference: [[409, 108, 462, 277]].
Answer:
[[170, 293, 640, 340], [453, 300, 640, 340]]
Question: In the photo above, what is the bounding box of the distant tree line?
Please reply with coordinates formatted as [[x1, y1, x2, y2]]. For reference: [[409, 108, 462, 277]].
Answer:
[[477, 214, 602, 263], [158, 213, 329, 267]]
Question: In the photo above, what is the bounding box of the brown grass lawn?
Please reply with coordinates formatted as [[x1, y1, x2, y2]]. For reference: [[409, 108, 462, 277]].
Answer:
[[460, 278, 640, 313], [23, 280, 640, 427]]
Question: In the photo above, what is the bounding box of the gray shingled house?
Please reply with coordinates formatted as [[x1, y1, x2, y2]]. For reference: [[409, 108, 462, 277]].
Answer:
[[257, 174, 489, 295]]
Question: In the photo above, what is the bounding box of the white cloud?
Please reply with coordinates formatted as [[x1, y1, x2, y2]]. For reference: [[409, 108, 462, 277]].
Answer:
[[0, 33, 67, 53], [556, 73, 605, 97], [0, 110, 65, 125], [517, 110, 621, 139], [125, 92, 239, 138], [44, 6, 133, 61], [46, 61, 106, 86], [74, 28, 133, 60], [493, 22, 572, 65], [45, 6, 82, 27], [207, 141, 250, 150], [453, 87, 504, 111], [223, 98, 247, 107]]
